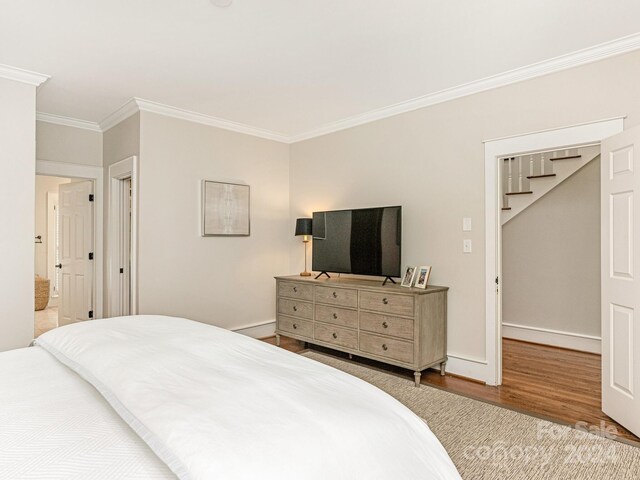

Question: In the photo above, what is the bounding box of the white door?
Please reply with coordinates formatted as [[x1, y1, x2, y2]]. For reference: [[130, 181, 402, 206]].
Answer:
[[58, 181, 94, 326], [602, 125, 640, 437]]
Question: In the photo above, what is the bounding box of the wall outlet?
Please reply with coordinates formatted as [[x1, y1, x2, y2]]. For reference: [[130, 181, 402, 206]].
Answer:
[[463, 217, 472, 232], [463, 239, 472, 253]]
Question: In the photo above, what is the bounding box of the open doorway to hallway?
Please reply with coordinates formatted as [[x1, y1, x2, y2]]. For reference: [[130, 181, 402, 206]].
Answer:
[[34, 174, 95, 337]]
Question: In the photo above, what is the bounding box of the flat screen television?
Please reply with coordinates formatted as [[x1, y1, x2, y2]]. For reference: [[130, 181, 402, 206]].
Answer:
[[312, 206, 401, 280]]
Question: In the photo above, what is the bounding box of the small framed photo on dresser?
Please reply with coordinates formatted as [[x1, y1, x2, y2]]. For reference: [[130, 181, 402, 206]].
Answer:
[[415, 266, 432, 289], [400, 266, 417, 287]]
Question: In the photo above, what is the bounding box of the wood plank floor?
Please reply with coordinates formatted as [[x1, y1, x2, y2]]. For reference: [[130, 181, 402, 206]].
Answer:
[[265, 335, 639, 444]]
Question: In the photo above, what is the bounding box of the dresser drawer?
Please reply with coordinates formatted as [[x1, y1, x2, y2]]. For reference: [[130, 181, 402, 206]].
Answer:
[[359, 312, 414, 340], [359, 333, 414, 364], [315, 304, 358, 329], [359, 291, 414, 317], [277, 281, 313, 301], [314, 323, 358, 350], [278, 298, 313, 320], [315, 286, 358, 308], [277, 315, 313, 339]]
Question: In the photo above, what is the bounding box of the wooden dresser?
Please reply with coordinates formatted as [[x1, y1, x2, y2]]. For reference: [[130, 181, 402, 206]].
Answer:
[[274, 275, 448, 387]]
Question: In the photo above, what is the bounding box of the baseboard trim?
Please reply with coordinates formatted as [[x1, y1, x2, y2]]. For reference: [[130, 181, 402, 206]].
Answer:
[[502, 322, 601, 354], [231, 319, 276, 339], [445, 353, 491, 384]]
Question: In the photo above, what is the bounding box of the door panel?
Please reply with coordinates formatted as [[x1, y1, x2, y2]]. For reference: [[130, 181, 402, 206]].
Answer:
[[602, 126, 640, 437], [58, 181, 94, 327]]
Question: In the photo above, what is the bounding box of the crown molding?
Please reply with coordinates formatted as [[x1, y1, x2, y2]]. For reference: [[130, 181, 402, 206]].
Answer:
[[133, 98, 290, 143], [36, 112, 102, 132], [41, 31, 640, 143], [0, 64, 49, 87], [288, 32, 640, 143], [99, 98, 140, 132]]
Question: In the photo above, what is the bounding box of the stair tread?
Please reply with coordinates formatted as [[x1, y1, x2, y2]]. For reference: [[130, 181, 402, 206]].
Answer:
[[505, 191, 533, 195], [550, 155, 581, 161], [527, 173, 557, 179]]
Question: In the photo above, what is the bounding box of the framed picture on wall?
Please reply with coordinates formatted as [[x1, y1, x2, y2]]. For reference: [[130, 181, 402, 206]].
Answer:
[[400, 266, 417, 287], [414, 266, 432, 289], [201, 180, 250, 236]]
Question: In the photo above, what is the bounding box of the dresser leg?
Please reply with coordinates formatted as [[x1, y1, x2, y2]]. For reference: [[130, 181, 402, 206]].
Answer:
[[275, 334, 280, 347], [414, 371, 421, 388], [440, 361, 446, 376]]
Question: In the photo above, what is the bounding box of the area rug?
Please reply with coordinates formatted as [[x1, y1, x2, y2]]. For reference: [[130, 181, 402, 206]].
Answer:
[[302, 351, 640, 479]]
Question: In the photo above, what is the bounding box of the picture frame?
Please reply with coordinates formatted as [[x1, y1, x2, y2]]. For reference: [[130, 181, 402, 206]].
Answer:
[[201, 180, 250, 236], [414, 266, 432, 289], [400, 266, 417, 287]]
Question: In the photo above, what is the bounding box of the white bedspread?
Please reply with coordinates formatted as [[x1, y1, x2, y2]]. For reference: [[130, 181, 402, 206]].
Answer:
[[0, 347, 175, 479], [36, 315, 460, 480]]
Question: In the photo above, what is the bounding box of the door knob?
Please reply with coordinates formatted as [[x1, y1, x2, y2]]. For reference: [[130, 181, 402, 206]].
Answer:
[[55, 264, 62, 269]]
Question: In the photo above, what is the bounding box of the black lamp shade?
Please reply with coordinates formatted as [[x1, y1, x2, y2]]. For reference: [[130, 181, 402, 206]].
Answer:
[[295, 218, 312, 236]]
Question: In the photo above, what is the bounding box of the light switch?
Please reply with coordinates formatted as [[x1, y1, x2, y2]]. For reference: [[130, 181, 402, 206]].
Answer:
[[463, 217, 472, 232], [463, 239, 472, 253]]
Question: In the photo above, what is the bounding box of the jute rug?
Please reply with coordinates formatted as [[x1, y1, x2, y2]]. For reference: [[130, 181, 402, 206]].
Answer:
[[302, 351, 640, 479]]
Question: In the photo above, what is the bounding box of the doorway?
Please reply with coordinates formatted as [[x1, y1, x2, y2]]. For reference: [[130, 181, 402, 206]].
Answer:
[[34, 175, 95, 336], [107, 156, 138, 317]]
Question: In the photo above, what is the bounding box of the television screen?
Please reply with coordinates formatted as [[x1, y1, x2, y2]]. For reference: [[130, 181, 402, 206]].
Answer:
[[312, 206, 401, 277]]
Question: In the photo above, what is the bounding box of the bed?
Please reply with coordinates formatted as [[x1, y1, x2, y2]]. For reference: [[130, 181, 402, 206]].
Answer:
[[1, 315, 460, 479]]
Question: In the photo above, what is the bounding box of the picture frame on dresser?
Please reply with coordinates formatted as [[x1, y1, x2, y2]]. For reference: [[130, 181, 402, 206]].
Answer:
[[400, 266, 417, 287], [415, 266, 432, 289], [274, 276, 448, 387]]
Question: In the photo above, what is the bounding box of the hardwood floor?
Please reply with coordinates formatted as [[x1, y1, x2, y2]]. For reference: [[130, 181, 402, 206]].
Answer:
[[265, 335, 640, 444]]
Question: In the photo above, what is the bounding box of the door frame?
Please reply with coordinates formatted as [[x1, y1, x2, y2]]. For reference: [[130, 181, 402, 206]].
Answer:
[[107, 156, 138, 317], [483, 117, 624, 386], [35, 160, 103, 319]]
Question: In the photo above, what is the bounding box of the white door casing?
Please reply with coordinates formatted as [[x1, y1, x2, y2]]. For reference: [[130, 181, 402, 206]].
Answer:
[[58, 181, 94, 326], [601, 125, 640, 437]]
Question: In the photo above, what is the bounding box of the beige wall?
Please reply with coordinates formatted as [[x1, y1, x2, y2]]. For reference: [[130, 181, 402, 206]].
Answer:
[[36, 121, 102, 166], [136, 112, 290, 330], [290, 50, 640, 363], [34, 175, 71, 278], [502, 157, 601, 338], [0, 77, 37, 351]]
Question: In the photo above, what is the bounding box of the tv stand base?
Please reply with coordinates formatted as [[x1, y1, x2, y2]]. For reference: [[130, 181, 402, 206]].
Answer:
[[382, 276, 397, 286], [314, 271, 331, 280]]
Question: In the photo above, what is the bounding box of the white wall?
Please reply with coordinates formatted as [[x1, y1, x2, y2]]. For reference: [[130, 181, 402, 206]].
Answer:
[[34, 175, 70, 278], [37, 121, 102, 166], [502, 157, 601, 347], [136, 112, 290, 333], [289, 50, 640, 369], [0, 77, 37, 351]]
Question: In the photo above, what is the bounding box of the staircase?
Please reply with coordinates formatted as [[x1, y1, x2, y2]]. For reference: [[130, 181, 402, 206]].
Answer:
[[501, 144, 601, 225]]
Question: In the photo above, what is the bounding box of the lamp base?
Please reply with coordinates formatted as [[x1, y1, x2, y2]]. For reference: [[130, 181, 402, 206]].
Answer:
[[300, 271, 312, 277]]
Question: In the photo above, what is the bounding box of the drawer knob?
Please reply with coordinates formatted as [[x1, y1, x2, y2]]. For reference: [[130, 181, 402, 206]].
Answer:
[[293, 323, 298, 329], [332, 291, 338, 298], [382, 298, 389, 305], [293, 306, 298, 312], [382, 344, 388, 351], [382, 321, 388, 328], [332, 313, 338, 319], [293, 286, 298, 293], [332, 332, 338, 339]]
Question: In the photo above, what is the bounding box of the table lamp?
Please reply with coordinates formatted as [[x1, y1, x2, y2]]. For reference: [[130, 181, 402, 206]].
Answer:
[[295, 218, 312, 277]]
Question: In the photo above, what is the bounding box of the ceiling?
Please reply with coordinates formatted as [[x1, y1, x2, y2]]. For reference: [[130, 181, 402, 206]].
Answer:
[[1, 0, 640, 139]]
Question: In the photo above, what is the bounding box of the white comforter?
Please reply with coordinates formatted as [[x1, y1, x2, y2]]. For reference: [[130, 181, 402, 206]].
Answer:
[[35, 315, 460, 480]]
